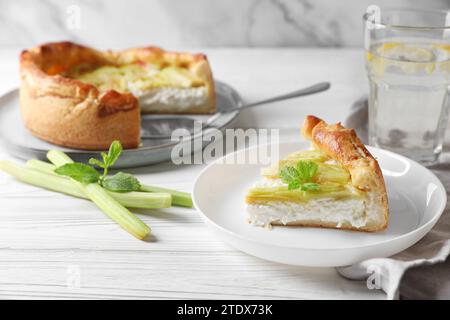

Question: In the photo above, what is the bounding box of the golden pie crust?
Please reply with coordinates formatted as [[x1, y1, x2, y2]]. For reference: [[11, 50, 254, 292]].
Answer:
[[301, 115, 389, 231], [19, 41, 215, 150]]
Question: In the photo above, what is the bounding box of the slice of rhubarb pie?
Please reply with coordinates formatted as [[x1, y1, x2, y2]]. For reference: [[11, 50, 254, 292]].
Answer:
[[245, 115, 389, 232]]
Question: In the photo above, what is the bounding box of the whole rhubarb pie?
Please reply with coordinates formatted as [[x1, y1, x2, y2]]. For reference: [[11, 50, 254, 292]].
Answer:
[[19, 41, 216, 150]]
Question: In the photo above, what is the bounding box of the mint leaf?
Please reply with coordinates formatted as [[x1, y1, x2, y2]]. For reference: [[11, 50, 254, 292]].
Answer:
[[300, 182, 320, 191], [279, 160, 320, 191], [102, 172, 141, 193], [296, 160, 318, 182], [288, 180, 301, 191], [106, 140, 122, 167], [279, 166, 300, 184], [89, 158, 106, 169], [100, 152, 109, 165], [55, 163, 100, 184]]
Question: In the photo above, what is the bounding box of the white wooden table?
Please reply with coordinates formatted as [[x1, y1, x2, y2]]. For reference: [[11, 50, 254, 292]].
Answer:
[[0, 48, 386, 299]]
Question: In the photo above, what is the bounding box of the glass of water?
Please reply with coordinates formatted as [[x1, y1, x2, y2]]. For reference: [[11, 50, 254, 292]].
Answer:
[[364, 8, 450, 165]]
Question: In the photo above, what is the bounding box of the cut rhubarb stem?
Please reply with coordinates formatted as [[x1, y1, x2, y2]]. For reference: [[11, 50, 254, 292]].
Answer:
[[47, 150, 151, 240], [28, 159, 191, 208], [140, 185, 193, 208], [25, 159, 171, 209]]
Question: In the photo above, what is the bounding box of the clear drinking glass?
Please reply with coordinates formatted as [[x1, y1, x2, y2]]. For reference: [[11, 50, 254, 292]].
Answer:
[[364, 8, 450, 165]]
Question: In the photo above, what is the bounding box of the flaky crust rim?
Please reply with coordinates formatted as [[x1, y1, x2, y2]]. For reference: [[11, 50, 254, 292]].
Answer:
[[301, 115, 389, 231]]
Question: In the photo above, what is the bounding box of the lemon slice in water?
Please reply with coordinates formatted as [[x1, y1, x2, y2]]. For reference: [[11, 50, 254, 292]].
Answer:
[[368, 42, 436, 75]]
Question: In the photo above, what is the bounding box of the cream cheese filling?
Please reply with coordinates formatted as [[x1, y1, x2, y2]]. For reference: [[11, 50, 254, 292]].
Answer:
[[134, 87, 208, 112], [247, 198, 367, 228], [247, 178, 369, 228], [73, 64, 209, 112]]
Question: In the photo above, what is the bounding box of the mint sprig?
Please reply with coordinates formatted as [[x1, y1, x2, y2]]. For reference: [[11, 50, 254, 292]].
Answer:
[[54, 141, 140, 193], [89, 140, 123, 180], [102, 172, 141, 193], [279, 160, 320, 191]]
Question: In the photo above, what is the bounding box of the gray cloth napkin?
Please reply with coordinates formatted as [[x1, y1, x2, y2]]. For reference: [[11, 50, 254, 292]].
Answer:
[[336, 97, 450, 300]]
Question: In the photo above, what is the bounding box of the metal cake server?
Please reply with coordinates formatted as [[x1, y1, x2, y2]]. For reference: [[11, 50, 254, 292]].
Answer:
[[141, 81, 330, 139]]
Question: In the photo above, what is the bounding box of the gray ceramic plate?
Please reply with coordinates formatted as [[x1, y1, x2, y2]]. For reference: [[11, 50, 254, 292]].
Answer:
[[0, 81, 242, 168]]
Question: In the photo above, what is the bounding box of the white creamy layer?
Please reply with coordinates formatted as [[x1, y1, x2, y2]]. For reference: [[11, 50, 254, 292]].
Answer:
[[248, 179, 368, 228], [135, 87, 208, 112], [247, 198, 367, 228]]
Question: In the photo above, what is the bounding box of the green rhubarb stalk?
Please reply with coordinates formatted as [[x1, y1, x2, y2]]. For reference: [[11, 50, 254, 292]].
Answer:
[[47, 150, 150, 240], [28, 159, 192, 208], [140, 185, 192, 208], [103, 189, 170, 209], [26, 159, 55, 174], [25, 159, 171, 209], [0, 160, 85, 199]]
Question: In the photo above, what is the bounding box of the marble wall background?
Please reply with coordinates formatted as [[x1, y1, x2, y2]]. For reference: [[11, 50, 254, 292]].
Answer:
[[2, 0, 449, 49]]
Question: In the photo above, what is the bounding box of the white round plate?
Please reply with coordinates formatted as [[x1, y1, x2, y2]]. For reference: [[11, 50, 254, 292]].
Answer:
[[193, 142, 447, 267]]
